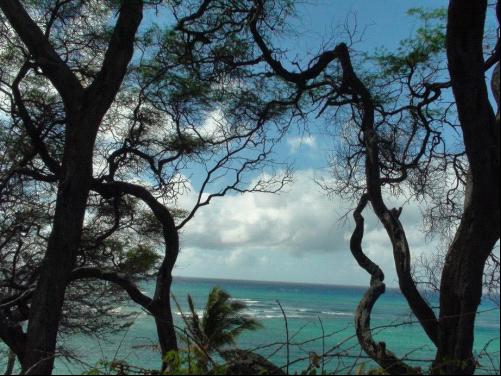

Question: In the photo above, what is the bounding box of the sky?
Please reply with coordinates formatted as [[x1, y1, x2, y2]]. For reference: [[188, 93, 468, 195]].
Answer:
[[157, 1, 500, 287]]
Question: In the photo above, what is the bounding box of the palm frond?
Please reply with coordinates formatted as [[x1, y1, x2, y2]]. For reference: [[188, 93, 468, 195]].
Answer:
[[187, 294, 206, 343], [181, 287, 263, 354]]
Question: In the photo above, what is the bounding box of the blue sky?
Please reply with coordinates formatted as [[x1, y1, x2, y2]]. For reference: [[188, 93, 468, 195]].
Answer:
[[148, 1, 499, 287]]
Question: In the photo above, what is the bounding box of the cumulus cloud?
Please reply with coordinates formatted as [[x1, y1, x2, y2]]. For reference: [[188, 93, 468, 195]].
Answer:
[[180, 170, 351, 255], [181, 171, 433, 254], [174, 169, 439, 286]]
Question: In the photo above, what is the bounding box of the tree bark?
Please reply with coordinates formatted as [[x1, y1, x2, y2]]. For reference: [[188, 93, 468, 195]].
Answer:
[[70, 262, 179, 371], [22, 120, 95, 374], [0, 314, 25, 368], [5, 350, 16, 376], [152, 210, 179, 363], [350, 195, 417, 375], [0, 1, 143, 374], [93, 180, 180, 369], [333, 43, 440, 348], [153, 274, 178, 372], [433, 1, 500, 374]]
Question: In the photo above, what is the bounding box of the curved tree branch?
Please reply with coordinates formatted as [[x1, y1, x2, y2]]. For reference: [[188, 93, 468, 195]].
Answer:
[[350, 194, 417, 375], [0, 0, 84, 111], [335, 43, 439, 346], [249, 0, 340, 88], [69, 267, 154, 314], [91, 178, 179, 359], [0, 311, 26, 363]]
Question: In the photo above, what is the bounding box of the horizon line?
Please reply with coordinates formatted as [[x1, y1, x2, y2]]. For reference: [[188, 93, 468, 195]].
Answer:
[[172, 274, 402, 291]]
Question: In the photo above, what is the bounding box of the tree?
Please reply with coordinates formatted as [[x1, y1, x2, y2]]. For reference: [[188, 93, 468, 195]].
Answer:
[[176, 287, 262, 372], [0, 0, 297, 374], [0, 1, 143, 373], [435, 2, 499, 373], [3, 1, 496, 374], [322, 2, 499, 375], [175, 287, 285, 375], [244, 0, 499, 374]]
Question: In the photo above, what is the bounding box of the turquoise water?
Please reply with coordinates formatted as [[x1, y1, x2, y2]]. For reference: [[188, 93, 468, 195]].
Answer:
[[4, 277, 500, 374]]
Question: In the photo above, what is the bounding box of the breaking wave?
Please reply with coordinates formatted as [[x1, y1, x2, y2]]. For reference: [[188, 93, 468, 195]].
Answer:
[[174, 298, 353, 320]]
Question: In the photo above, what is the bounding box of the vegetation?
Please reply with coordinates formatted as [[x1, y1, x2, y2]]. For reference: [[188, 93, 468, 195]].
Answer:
[[175, 287, 262, 371], [0, 0, 293, 373], [0, 0, 499, 375], [179, 288, 262, 351]]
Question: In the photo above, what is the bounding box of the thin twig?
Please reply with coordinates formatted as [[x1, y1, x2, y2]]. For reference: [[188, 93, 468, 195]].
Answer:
[[276, 300, 289, 374], [318, 316, 326, 374]]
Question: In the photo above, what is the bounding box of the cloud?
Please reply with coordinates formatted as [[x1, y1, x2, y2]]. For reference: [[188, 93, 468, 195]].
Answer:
[[197, 108, 228, 141], [180, 170, 352, 255], [287, 135, 317, 153], [180, 170, 434, 255], [173, 169, 440, 286]]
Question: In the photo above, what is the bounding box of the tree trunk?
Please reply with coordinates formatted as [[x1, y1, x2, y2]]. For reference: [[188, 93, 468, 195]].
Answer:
[[433, 140, 499, 375], [22, 122, 96, 375], [433, 1, 500, 374], [4, 350, 16, 376], [154, 274, 178, 372], [0, 2, 143, 373], [93, 180, 180, 369], [434, 209, 498, 374], [152, 217, 179, 371]]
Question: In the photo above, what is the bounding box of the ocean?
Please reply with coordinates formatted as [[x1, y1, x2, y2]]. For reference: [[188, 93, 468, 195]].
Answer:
[[7, 277, 501, 374]]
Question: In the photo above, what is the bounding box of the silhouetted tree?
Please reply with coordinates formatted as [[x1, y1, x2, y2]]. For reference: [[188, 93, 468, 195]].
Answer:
[[0, 1, 297, 373], [247, 0, 499, 373], [176, 287, 262, 371]]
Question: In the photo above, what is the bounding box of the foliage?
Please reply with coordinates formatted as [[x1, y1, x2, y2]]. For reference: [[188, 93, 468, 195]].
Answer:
[[180, 287, 262, 352], [1, 1, 296, 368], [1, 0, 497, 374], [371, 8, 447, 77], [173, 287, 263, 372], [164, 133, 210, 155], [318, 2, 499, 374], [83, 359, 159, 375], [163, 350, 228, 375], [83, 351, 229, 375], [119, 244, 161, 275], [327, 6, 463, 241]]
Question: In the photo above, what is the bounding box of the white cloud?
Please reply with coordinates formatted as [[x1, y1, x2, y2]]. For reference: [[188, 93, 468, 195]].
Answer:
[[175, 170, 439, 286], [180, 170, 351, 255], [197, 108, 228, 141], [287, 135, 317, 153]]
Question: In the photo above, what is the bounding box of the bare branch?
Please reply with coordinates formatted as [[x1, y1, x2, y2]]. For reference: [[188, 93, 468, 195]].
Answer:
[[350, 194, 417, 375]]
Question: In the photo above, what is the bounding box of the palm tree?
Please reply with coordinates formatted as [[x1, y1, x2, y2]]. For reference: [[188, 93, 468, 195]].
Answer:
[[175, 287, 262, 370]]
